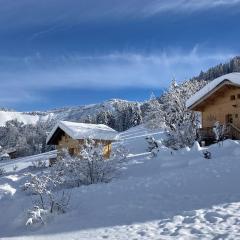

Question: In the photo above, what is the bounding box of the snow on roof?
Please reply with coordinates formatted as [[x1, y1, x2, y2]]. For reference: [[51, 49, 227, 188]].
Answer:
[[6, 148, 16, 154], [46, 121, 118, 144], [186, 73, 240, 109], [0, 153, 9, 158]]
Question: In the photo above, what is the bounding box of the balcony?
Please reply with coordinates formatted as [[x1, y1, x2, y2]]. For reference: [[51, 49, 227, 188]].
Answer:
[[197, 123, 240, 145], [196, 127, 215, 145]]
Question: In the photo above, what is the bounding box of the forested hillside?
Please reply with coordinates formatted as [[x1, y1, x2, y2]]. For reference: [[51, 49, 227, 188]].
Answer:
[[192, 56, 240, 82], [0, 56, 240, 157]]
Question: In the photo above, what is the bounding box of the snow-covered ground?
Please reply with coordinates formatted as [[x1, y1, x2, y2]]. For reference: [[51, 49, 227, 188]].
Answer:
[[1, 125, 240, 239], [116, 124, 165, 154], [0, 111, 53, 126], [0, 151, 57, 173]]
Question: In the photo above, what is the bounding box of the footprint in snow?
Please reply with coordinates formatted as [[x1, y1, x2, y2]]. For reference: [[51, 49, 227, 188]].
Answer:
[[182, 216, 196, 224], [204, 212, 224, 223], [137, 230, 146, 236], [101, 235, 109, 239]]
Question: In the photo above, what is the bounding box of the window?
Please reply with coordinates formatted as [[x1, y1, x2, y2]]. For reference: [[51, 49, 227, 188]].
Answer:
[[226, 114, 233, 124], [235, 114, 238, 118], [68, 148, 74, 156], [230, 95, 236, 100], [238, 94, 240, 99]]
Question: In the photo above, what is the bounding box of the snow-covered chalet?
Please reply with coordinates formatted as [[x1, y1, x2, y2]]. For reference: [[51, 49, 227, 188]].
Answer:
[[186, 73, 240, 144], [46, 121, 118, 160]]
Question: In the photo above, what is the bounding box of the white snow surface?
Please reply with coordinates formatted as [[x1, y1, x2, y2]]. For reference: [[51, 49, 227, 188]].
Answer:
[[116, 124, 165, 154], [0, 111, 53, 127], [46, 120, 118, 143], [186, 72, 240, 108], [1, 125, 240, 239], [0, 150, 57, 173], [0, 153, 10, 158]]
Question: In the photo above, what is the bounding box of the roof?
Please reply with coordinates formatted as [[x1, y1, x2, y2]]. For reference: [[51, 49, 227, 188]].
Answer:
[[186, 73, 240, 109], [46, 121, 118, 145], [0, 153, 10, 158], [6, 148, 16, 154]]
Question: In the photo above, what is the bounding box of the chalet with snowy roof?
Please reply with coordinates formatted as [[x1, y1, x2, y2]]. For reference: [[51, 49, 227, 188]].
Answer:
[[46, 121, 118, 160], [6, 148, 17, 159], [0, 153, 10, 161], [186, 73, 240, 143]]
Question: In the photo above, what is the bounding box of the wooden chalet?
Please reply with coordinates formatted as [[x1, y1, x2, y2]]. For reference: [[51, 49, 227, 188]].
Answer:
[[186, 73, 240, 145], [6, 148, 17, 159], [46, 121, 118, 160]]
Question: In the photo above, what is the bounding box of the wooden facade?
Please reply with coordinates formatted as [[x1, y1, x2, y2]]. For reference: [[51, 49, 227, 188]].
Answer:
[[192, 85, 240, 128], [46, 121, 117, 161], [56, 132, 112, 159], [188, 80, 240, 143]]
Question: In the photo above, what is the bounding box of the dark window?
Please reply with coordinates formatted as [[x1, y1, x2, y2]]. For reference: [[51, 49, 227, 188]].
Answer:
[[68, 148, 74, 156], [235, 114, 238, 118], [230, 95, 236, 100], [226, 114, 233, 123], [238, 94, 240, 99]]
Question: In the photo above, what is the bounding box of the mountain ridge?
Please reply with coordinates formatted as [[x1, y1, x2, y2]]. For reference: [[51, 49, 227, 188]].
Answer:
[[0, 56, 240, 130]]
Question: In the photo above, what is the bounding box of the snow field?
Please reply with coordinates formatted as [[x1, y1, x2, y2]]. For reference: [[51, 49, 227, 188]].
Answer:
[[0, 111, 53, 127], [0, 125, 240, 239]]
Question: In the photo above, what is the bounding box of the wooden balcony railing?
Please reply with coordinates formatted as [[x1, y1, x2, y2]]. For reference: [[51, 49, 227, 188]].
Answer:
[[197, 127, 215, 141], [197, 123, 240, 143]]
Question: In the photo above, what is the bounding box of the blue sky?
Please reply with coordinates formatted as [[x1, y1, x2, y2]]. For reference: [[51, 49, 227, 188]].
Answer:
[[0, 0, 240, 111]]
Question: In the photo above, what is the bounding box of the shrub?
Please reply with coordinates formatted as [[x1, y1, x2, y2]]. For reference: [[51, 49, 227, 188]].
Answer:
[[31, 159, 47, 169], [23, 173, 71, 226], [53, 140, 118, 187], [0, 167, 6, 176]]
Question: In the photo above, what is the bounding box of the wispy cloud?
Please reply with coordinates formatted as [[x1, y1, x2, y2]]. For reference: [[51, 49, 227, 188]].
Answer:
[[0, 46, 236, 105], [0, 0, 239, 31], [144, 0, 240, 16]]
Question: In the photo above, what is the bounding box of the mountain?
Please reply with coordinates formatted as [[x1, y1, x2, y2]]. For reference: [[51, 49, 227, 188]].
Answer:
[[0, 99, 146, 132], [0, 56, 240, 131], [0, 111, 53, 127], [49, 99, 144, 132]]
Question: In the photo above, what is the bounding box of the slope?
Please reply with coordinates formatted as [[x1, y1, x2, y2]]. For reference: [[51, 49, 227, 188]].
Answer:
[[0, 125, 240, 239], [0, 111, 52, 127]]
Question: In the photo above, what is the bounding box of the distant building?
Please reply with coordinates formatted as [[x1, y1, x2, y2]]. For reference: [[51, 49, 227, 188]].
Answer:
[[6, 148, 17, 159], [0, 153, 10, 161], [187, 73, 240, 144], [46, 121, 118, 160]]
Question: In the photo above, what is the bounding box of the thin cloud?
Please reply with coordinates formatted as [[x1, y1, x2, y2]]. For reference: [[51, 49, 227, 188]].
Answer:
[[0, 47, 236, 105], [144, 0, 240, 16], [0, 0, 239, 31]]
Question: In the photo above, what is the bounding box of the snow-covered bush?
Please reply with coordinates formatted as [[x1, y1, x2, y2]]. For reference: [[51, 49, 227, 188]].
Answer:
[[23, 173, 53, 209], [48, 149, 82, 187], [23, 139, 122, 226], [26, 190, 71, 226], [26, 206, 47, 226], [31, 159, 47, 169], [213, 121, 225, 143], [12, 164, 18, 172], [23, 173, 71, 226], [111, 143, 129, 162], [146, 136, 160, 157], [52, 140, 119, 187], [79, 139, 118, 184], [0, 167, 6, 176]]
